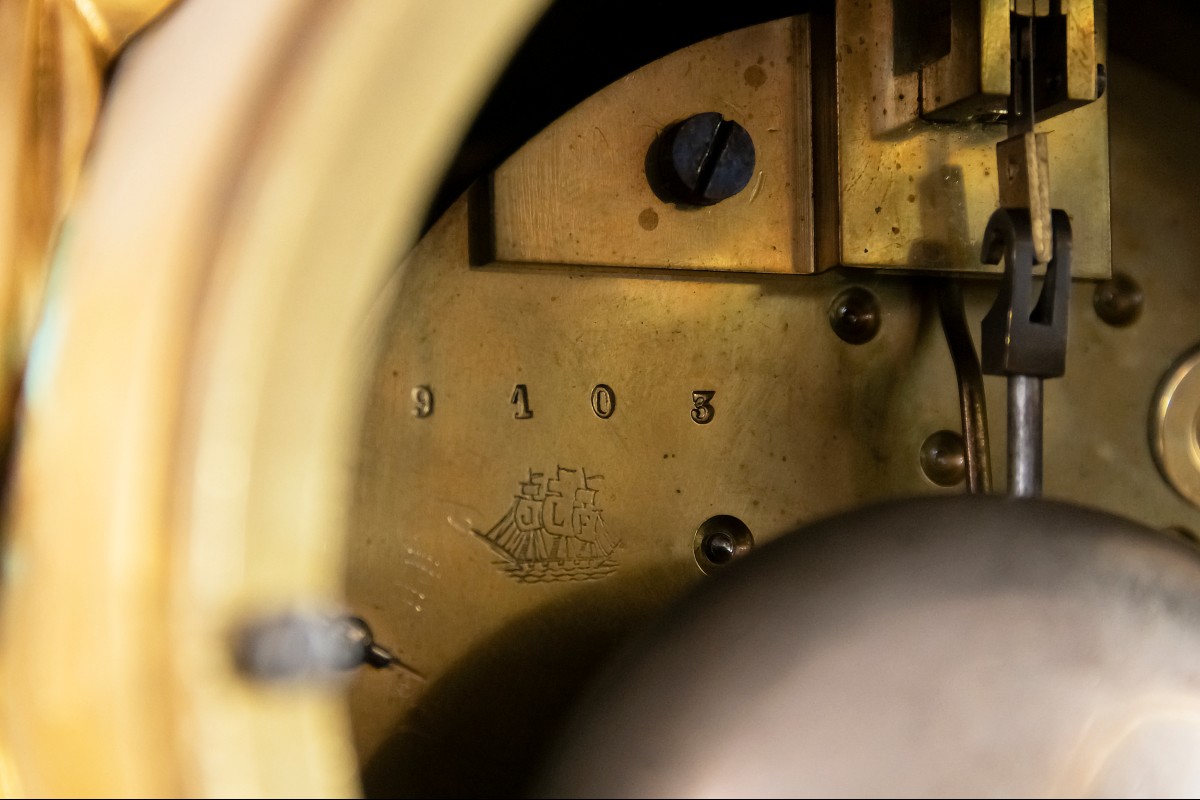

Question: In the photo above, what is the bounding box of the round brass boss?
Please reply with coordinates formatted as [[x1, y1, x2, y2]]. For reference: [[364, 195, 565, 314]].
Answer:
[[1152, 346, 1200, 509]]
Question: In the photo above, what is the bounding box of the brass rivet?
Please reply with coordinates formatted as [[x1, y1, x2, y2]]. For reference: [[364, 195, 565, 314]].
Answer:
[[829, 287, 881, 345], [920, 430, 966, 487], [1093, 273, 1144, 327]]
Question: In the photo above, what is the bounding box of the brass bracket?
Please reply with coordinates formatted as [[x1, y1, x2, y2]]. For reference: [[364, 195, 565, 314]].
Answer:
[[824, 0, 1108, 276], [922, 0, 1099, 125], [477, 4, 1109, 277]]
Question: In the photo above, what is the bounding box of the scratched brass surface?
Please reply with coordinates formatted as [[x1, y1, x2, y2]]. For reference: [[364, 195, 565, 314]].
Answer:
[[485, 10, 1110, 278], [828, 0, 1110, 275], [921, 0, 1011, 122], [346, 55, 1200, 796], [924, 0, 1098, 122], [487, 17, 815, 274], [1064, 0, 1101, 105]]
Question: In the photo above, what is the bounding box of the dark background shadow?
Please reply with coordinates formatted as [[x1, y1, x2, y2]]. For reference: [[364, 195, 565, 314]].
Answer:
[[360, 565, 681, 798], [427, 0, 1200, 232]]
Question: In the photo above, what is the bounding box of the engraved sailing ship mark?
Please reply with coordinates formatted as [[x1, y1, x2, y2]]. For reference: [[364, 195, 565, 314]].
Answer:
[[473, 467, 619, 583]]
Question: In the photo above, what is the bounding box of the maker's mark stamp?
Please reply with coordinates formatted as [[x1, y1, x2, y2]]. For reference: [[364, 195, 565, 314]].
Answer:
[[473, 467, 619, 582]]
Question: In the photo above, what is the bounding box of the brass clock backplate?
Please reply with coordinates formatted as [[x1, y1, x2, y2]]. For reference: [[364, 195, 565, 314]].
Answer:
[[346, 48, 1200, 800]]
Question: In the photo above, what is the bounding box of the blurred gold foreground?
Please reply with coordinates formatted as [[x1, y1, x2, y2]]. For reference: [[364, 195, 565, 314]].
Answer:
[[0, 0, 547, 794]]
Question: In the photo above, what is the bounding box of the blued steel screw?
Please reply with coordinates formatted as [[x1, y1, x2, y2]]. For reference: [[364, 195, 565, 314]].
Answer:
[[652, 112, 756, 206]]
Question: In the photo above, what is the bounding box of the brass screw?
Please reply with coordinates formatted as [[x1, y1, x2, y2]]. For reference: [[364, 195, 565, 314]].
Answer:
[[1093, 273, 1143, 328], [829, 287, 881, 345]]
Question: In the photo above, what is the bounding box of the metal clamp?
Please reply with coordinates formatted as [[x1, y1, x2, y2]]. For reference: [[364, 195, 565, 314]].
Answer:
[[980, 207, 1072, 378], [979, 207, 1072, 497]]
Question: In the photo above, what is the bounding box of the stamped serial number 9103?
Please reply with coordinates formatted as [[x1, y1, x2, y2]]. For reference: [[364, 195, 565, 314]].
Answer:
[[408, 384, 716, 425]]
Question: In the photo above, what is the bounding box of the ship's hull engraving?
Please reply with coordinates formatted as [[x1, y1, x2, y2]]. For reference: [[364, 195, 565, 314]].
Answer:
[[473, 467, 619, 582]]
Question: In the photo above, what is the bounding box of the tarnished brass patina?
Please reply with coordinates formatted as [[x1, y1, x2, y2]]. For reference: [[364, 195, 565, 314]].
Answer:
[[486, 10, 1110, 277], [921, 0, 1013, 123], [923, 0, 1099, 122], [347, 46, 1200, 793], [1, 0, 1196, 796], [486, 18, 816, 274], [1152, 347, 1200, 510], [1013, 0, 1054, 15], [828, 0, 1110, 275]]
